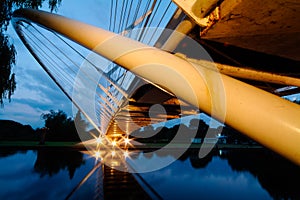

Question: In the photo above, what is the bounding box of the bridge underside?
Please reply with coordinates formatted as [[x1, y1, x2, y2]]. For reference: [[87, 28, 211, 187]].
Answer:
[[157, 0, 300, 97], [107, 0, 300, 137], [107, 84, 199, 138]]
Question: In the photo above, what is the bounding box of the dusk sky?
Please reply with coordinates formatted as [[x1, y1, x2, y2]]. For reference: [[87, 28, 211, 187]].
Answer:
[[0, 0, 178, 129], [0, 0, 111, 128]]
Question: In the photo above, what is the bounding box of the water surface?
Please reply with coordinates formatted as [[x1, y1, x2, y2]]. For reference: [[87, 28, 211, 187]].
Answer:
[[0, 148, 299, 199]]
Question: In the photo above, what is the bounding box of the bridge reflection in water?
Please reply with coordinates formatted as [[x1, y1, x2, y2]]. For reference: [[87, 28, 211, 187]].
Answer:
[[1, 148, 299, 199], [60, 148, 300, 200], [66, 160, 153, 200]]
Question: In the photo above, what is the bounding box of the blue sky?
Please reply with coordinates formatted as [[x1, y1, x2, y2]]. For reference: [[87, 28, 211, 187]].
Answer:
[[0, 0, 111, 128], [0, 0, 177, 129]]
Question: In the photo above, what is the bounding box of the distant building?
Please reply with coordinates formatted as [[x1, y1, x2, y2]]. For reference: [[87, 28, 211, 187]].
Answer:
[[191, 135, 227, 144]]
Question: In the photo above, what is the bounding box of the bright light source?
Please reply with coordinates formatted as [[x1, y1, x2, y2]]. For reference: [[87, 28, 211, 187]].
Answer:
[[124, 137, 130, 145], [111, 151, 116, 157], [95, 151, 100, 159], [124, 150, 129, 158], [96, 137, 102, 144], [112, 140, 117, 147]]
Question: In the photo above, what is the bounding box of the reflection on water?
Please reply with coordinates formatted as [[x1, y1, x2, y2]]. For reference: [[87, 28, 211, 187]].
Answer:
[[136, 148, 300, 200], [0, 148, 299, 199], [34, 149, 84, 179], [0, 148, 150, 200], [224, 149, 300, 200], [0, 149, 89, 200], [0, 148, 85, 179]]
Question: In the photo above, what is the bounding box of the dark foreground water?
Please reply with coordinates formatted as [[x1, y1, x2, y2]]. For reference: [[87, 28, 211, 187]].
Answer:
[[0, 148, 299, 200]]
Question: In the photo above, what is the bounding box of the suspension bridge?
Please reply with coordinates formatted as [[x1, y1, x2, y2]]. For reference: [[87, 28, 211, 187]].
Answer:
[[12, 0, 300, 169]]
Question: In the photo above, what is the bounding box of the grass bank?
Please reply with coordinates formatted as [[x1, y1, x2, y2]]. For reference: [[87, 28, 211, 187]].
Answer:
[[0, 141, 83, 149], [0, 141, 262, 150]]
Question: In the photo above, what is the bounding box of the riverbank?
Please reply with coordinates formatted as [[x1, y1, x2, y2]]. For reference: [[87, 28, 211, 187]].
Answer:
[[0, 141, 263, 150], [0, 141, 80, 149]]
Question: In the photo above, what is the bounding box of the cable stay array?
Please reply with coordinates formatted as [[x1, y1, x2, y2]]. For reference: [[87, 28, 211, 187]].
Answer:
[[13, 0, 179, 137]]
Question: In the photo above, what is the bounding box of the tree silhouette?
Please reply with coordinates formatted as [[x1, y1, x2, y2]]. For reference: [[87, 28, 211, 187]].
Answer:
[[0, 0, 62, 106], [0, 32, 16, 106], [41, 109, 80, 141], [189, 118, 209, 140]]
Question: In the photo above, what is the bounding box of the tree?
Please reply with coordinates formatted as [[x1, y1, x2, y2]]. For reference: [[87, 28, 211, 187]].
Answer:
[[0, 33, 16, 106], [41, 109, 80, 141], [0, 0, 62, 106], [189, 118, 209, 140]]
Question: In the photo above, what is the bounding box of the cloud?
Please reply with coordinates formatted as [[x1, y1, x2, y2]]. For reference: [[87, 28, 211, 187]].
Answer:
[[1, 0, 118, 128], [13, 87, 53, 105], [0, 101, 45, 128]]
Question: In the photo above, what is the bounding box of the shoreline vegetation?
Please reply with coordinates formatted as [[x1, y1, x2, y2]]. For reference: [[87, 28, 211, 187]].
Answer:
[[0, 110, 263, 151], [0, 112, 263, 150]]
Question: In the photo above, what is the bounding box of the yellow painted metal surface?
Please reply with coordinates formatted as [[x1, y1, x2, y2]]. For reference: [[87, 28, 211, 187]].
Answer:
[[161, 17, 195, 52]]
